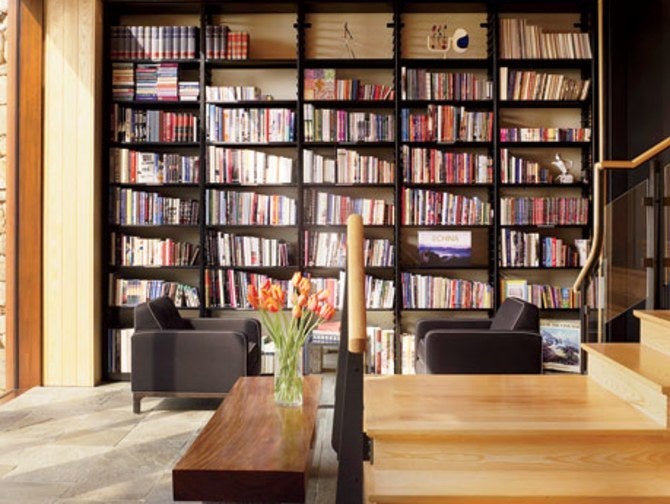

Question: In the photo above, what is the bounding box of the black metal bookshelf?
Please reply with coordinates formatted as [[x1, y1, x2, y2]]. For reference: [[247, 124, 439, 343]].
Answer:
[[101, 0, 598, 380]]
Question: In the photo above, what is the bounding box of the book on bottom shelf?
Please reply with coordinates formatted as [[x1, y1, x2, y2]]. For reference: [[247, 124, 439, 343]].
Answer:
[[540, 319, 580, 373]]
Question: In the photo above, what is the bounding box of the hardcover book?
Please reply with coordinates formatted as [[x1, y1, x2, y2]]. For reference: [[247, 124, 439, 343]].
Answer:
[[540, 319, 580, 373], [304, 68, 336, 100], [418, 230, 472, 266]]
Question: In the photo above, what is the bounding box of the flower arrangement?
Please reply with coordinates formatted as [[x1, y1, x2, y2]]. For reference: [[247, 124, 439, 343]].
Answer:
[[247, 272, 336, 406]]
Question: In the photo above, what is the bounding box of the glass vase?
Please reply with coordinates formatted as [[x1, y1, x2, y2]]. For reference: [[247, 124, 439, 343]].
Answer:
[[273, 344, 303, 407]]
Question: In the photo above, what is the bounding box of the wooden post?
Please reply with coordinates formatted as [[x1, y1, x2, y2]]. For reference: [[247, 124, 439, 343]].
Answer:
[[347, 214, 366, 355]]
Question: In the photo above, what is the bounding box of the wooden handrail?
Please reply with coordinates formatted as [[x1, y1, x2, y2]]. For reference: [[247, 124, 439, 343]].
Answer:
[[347, 214, 367, 354], [573, 136, 670, 293]]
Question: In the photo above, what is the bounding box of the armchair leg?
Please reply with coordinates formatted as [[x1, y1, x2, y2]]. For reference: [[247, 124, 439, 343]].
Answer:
[[133, 394, 142, 414]]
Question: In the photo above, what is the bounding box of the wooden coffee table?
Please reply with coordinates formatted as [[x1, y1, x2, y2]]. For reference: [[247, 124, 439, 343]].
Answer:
[[173, 375, 321, 503]]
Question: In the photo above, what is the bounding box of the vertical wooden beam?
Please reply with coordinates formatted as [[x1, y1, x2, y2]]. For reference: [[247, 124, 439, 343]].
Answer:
[[43, 0, 101, 386], [6, 0, 44, 391]]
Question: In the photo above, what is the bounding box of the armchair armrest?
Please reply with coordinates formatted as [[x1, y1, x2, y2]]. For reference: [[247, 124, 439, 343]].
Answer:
[[423, 329, 543, 375], [416, 318, 492, 340], [189, 318, 261, 347], [131, 329, 250, 394]]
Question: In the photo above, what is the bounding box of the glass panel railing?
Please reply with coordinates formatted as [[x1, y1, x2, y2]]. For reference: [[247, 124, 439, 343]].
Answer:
[[603, 180, 651, 323]]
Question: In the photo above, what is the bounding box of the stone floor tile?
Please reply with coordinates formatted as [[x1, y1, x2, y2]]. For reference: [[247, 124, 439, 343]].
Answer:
[[2, 444, 111, 484], [0, 480, 69, 502]]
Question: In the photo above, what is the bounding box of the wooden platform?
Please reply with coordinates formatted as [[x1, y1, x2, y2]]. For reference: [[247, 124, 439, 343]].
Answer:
[[361, 311, 670, 502], [364, 374, 670, 503], [173, 375, 321, 503]]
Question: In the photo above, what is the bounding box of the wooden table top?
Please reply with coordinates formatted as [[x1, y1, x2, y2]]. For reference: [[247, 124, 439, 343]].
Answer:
[[364, 374, 665, 437], [173, 375, 321, 502]]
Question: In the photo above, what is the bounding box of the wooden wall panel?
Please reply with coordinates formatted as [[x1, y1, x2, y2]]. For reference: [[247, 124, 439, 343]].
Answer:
[[43, 0, 102, 386], [9, 0, 45, 390]]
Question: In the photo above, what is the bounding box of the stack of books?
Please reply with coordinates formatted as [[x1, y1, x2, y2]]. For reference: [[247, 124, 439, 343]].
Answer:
[[112, 63, 134, 101], [179, 81, 200, 102], [156, 63, 179, 101]]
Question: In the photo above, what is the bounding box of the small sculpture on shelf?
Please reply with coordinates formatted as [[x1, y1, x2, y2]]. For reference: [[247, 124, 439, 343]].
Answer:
[[342, 21, 358, 59], [427, 23, 469, 58], [552, 153, 575, 183]]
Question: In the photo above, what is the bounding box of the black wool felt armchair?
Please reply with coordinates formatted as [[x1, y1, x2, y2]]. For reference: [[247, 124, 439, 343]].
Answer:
[[130, 296, 261, 413]]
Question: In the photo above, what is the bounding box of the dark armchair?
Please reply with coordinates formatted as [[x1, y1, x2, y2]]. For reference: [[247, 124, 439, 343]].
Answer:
[[415, 297, 543, 374], [131, 296, 261, 413]]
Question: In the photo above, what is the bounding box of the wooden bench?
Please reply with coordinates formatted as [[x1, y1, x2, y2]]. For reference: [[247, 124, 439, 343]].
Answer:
[[173, 375, 321, 502]]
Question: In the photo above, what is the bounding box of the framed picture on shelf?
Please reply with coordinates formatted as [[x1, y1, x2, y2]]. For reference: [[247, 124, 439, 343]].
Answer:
[[540, 319, 581, 373], [418, 230, 472, 267]]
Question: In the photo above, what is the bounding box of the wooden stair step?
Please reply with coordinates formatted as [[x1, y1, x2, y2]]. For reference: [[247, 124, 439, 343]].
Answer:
[[583, 343, 670, 426], [634, 310, 670, 356], [365, 467, 670, 503]]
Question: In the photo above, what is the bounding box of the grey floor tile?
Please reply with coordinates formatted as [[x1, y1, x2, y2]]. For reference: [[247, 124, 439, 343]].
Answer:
[[0, 480, 69, 502]]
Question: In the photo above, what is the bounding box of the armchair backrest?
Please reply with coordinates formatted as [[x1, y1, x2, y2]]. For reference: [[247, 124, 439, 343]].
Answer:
[[490, 297, 539, 331], [134, 296, 193, 331]]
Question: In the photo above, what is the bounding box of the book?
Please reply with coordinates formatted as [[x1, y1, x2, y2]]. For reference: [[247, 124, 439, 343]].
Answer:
[[418, 230, 472, 266], [540, 319, 581, 373], [304, 68, 336, 100]]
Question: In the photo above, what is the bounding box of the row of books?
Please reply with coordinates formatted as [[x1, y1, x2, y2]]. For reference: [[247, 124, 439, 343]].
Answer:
[[364, 276, 395, 310], [499, 229, 588, 268], [365, 330, 416, 375], [499, 196, 589, 226], [499, 18, 592, 59], [366, 327, 395, 375], [110, 148, 199, 185], [204, 25, 250, 60], [204, 269, 290, 309], [205, 231, 291, 267], [205, 86, 264, 102], [500, 279, 581, 309], [111, 106, 199, 143], [400, 106, 493, 143], [303, 106, 395, 143], [499, 149, 550, 184], [499, 68, 591, 101], [111, 188, 200, 225], [402, 146, 493, 184], [401, 272, 493, 309], [499, 127, 591, 143], [108, 328, 133, 374], [110, 232, 200, 267], [303, 231, 394, 268], [110, 25, 198, 60], [206, 106, 296, 143], [206, 190, 297, 226], [401, 188, 492, 226], [303, 69, 394, 101], [302, 149, 395, 184], [304, 191, 395, 226], [110, 278, 199, 307], [400, 69, 492, 101], [207, 147, 294, 185]]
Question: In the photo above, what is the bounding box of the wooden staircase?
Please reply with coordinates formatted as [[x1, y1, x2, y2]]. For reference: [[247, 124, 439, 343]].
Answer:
[[363, 310, 670, 503], [583, 310, 670, 427]]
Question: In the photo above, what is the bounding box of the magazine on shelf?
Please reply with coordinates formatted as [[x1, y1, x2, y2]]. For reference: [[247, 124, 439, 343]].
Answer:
[[418, 230, 472, 266], [540, 319, 580, 373]]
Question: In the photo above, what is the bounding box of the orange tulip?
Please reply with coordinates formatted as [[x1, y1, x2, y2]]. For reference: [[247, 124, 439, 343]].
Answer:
[[307, 295, 318, 312], [292, 304, 302, 319], [316, 289, 330, 301], [247, 284, 259, 308], [262, 296, 281, 313], [296, 293, 308, 307], [298, 277, 311, 294], [318, 303, 335, 321], [291, 271, 302, 287]]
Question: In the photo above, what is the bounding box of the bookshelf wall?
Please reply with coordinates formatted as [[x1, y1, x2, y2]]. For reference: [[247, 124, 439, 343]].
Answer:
[[102, 0, 597, 379]]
